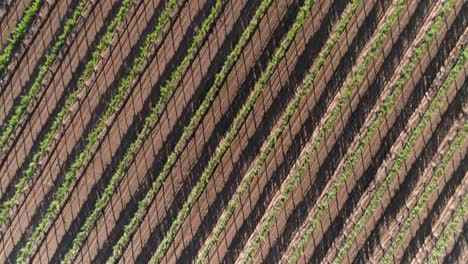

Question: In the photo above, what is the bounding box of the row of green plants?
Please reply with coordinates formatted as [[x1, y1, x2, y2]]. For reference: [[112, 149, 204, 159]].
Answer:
[[288, 0, 455, 261], [0, 0, 89, 153], [383, 120, 467, 262], [0, 0, 133, 229], [59, 0, 227, 261], [67, 0, 272, 260], [0, 0, 42, 72], [16, 0, 180, 262], [149, 0, 317, 262], [332, 7, 462, 262], [429, 193, 468, 263], [207, 0, 405, 262], [195, 0, 364, 262], [88, 0, 274, 261]]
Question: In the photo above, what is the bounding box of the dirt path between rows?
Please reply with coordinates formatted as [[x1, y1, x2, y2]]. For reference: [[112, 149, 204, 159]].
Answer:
[[232, 0, 420, 262], [0, 0, 34, 47], [0, 0, 118, 203], [366, 36, 467, 262], [0, 0, 85, 125], [0, 0, 169, 260], [409, 171, 468, 263], [278, 1, 463, 262], [322, 45, 466, 264]]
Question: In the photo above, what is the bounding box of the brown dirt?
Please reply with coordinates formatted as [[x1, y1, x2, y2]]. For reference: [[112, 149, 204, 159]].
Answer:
[[0, 0, 466, 262], [277, 2, 466, 263], [409, 174, 467, 264], [234, 0, 424, 262], [366, 34, 468, 263], [0, 0, 34, 47]]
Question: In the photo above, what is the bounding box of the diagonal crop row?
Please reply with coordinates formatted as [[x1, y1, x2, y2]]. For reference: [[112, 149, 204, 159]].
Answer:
[[429, 193, 468, 263], [332, 42, 467, 264], [196, 0, 364, 262], [0, 0, 133, 231], [54, 0, 227, 261], [382, 122, 467, 262], [227, 0, 408, 262], [149, 0, 318, 262], [0, 0, 88, 153], [0, 0, 42, 73], [93, 0, 274, 261], [80, 0, 275, 261], [288, 1, 457, 262], [15, 0, 180, 262]]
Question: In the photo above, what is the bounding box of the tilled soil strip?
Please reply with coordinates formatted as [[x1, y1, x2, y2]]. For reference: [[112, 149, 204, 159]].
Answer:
[[279, 1, 461, 262], [0, 0, 34, 49], [52, 0, 233, 262], [328, 43, 467, 264], [360, 106, 468, 262], [113, 0, 288, 262], [236, 0, 416, 262], [2, 0, 154, 243], [0, 0, 121, 184], [429, 192, 468, 263], [150, 0, 319, 259], [0, 0, 174, 259], [162, 0, 336, 262], [0, 0, 97, 234], [19, 0, 183, 260], [197, 1, 373, 261], [453, 236, 468, 264], [0, 0, 83, 125], [323, 3, 460, 259], [367, 37, 467, 262], [71, 0, 258, 262], [410, 175, 468, 263], [0, 0, 15, 23], [0, 0, 40, 73]]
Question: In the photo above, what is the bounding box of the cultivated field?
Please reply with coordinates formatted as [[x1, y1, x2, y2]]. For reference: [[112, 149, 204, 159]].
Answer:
[[0, 0, 466, 263]]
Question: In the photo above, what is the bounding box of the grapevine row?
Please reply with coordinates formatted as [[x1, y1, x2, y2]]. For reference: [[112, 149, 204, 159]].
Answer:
[[196, 0, 364, 262], [0, 0, 42, 72], [150, 0, 318, 262], [288, 0, 457, 261], [382, 122, 467, 262], [16, 0, 180, 262], [333, 38, 466, 264], [0, 0, 133, 231]]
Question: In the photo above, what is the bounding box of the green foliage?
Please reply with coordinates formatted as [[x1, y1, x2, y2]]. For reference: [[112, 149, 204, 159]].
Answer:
[[105, 0, 225, 262], [180, 0, 402, 261], [0, 0, 88, 153], [0, 0, 133, 240], [287, 1, 460, 262], [383, 122, 467, 263], [150, 0, 316, 262], [60, 0, 180, 261], [0, 0, 90, 229], [0, 0, 42, 72], [429, 194, 468, 263], [80, 0, 274, 260], [14, 0, 179, 262], [193, 0, 364, 262], [333, 8, 462, 263]]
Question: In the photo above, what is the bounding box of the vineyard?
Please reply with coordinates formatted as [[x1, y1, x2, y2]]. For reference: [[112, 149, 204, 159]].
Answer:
[[0, 0, 466, 263]]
